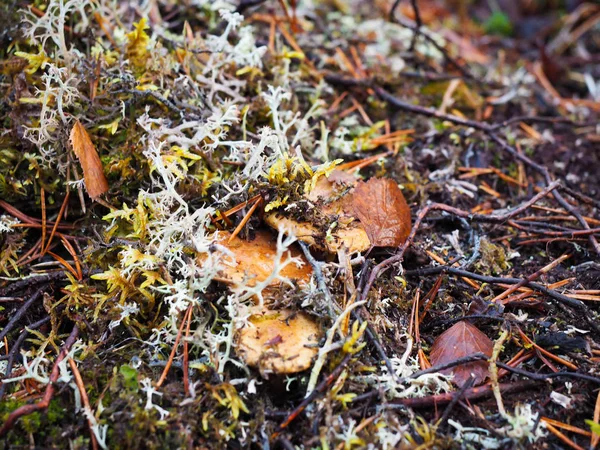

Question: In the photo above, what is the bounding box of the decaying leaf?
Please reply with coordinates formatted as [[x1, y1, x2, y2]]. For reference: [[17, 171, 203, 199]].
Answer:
[[430, 320, 494, 386], [70, 119, 108, 199], [236, 306, 320, 374], [345, 178, 411, 248], [208, 230, 312, 287]]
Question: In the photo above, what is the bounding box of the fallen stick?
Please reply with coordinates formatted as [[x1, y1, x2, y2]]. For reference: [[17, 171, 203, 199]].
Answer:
[[388, 380, 538, 408], [0, 326, 80, 437]]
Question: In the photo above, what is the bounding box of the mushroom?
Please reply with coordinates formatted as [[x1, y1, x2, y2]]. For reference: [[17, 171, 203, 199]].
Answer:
[[236, 306, 320, 374], [202, 229, 312, 287], [265, 170, 371, 253], [264, 213, 371, 254], [199, 229, 321, 374], [265, 171, 411, 253]]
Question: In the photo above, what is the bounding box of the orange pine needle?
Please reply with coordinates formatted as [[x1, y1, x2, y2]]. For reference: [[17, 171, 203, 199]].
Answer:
[[544, 421, 586, 450], [68, 359, 99, 450], [327, 91, 348, 112], [17, 239, 42, 268], [61, 236, 83, 281], [492, 253, 570, 303], [349, 46, 367, 78], [40, 188, 47, 258], [277, 23, 315, 71], [479, 181, 502, 198], [47, 251, 79, 279], [349, 96, 373, 125], [338, 151, 389, 172], [338, 104, 358, 119], [93, 11, 117, 47], [221, 194, 262, 218], [228, 197, 260, 243], [276, 0, 293, 28], [335, 48, 359, 78], [156, 305, 193, 388], [0, 200, 39, 224], [43, 190, 70, 256], [268, 18, 276, 54], [541, 417, 592, 437], [517, 328, 578, 370]]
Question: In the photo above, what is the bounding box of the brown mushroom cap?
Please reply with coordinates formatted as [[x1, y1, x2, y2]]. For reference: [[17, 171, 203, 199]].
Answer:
[[264, 213, 371, 254], [203, 230, 312, 287], [236, 306, 320, 374], [265, 171, 371, 253], [266, 172, 412, 253]]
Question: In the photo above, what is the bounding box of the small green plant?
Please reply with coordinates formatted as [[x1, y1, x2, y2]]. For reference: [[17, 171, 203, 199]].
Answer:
[[484, 11, 513, 37]]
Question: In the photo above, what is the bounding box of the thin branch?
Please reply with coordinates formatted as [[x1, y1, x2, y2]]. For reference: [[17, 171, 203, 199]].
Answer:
[[0, 326, 80, 437], [272, 353, 352, 439], [389, 1, 472, 79], [437, 376, 474, 428], [404, 265, 586, 310], [408, 0, 422, 52], [0, 316, 51, 400], [386, 380, 538, 408], [0, 286, 47, 343]]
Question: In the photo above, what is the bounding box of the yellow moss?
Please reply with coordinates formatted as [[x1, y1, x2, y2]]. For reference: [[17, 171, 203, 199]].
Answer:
[[475, 238, 510, 275], [304, 158, 343, 194], [14, 47, 50, 74], [126, 18, 150, 70]]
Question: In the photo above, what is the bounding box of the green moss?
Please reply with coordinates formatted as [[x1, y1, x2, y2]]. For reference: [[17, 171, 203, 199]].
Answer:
[[484, 11, 513, 37], [119, 364, 139, 391], [20, 411, 42, 433], [46, 399, 66, 424]]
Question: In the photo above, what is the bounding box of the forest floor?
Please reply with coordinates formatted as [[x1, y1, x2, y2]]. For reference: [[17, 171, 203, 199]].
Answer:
[[1, 0, 600, 449]]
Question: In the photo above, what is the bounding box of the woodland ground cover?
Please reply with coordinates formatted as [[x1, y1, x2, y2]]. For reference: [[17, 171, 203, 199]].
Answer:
[[1, 0, 600, 448]]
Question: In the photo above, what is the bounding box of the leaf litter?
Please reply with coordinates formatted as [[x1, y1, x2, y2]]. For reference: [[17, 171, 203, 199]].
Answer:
[[345, 177, 412, 248], [430, 320, 494, 386], [0, 0, 599, 449]]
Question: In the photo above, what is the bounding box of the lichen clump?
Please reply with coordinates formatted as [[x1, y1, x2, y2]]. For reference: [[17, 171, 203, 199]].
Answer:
[[0, 0, 592, 449]]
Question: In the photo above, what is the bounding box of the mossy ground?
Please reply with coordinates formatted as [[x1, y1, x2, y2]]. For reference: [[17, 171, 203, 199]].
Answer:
[[1, 0, 599, 449]]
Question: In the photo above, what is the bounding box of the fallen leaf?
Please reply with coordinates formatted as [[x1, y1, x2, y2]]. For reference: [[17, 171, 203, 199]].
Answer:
[[236, 306, 320, 374], [70, 119, 108, 199], [430, 320, 493, 386], [345, 178, 411, 248]]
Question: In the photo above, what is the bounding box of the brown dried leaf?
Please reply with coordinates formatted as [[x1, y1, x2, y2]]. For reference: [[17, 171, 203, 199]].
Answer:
[[70, 119, 108, 199], [430, 320, 494, 386], [345, 178, 411, 248]]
